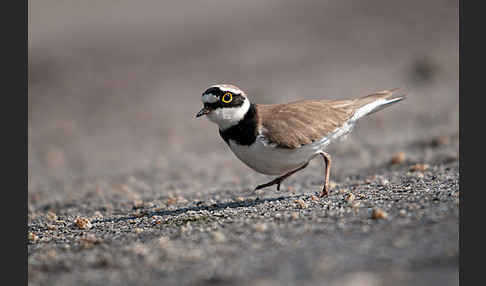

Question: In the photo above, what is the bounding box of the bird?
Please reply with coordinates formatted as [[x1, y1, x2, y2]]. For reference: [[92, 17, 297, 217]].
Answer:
[[196, 84, 406, 197]]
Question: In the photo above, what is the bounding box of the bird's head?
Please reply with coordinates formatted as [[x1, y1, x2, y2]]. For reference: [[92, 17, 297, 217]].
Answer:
[[196, 84, 251, 130]]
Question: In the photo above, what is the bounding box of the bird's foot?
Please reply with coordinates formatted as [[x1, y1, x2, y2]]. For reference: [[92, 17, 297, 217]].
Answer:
[[319, 184, 329, 197], [255, 178, 283, 191]]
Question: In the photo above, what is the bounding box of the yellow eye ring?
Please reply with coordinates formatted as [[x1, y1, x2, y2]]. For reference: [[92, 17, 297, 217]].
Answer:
[[221, 92, 233, 103]]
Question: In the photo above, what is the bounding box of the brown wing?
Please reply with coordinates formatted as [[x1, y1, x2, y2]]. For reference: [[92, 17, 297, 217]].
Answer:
[[256, 88, 404, 149], [256, 100, 356, 149]]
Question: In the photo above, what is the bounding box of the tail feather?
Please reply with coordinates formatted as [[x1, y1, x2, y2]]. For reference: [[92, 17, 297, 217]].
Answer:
[[351, 88, 406, 121]]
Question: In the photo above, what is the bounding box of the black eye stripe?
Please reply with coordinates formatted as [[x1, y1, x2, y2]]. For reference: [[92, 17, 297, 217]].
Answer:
[[202, 87, 245, 109]]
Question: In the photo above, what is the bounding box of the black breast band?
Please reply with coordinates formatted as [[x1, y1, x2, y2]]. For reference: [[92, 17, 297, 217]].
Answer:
[[219, 104, 258, 146]]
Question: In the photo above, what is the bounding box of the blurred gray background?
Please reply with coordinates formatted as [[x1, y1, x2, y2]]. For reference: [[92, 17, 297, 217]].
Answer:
[[28, 0, 458, 190]]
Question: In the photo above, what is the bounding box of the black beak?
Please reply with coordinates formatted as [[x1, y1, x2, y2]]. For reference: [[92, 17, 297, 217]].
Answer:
[[196, 107, 211, 118]]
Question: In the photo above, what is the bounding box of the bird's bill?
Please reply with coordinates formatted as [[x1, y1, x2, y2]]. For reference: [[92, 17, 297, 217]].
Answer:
[[196, 106, 211, 118]]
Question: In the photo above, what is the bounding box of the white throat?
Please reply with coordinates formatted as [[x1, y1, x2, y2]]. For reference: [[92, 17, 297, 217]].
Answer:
[[207, 99, 250, 131]]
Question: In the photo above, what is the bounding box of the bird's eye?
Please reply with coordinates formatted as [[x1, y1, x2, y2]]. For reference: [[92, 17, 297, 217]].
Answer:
[[221, 92, 233, 103]]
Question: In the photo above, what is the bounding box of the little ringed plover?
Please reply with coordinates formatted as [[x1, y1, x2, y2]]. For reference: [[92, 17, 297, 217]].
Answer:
[[196, 84, 406, 197]]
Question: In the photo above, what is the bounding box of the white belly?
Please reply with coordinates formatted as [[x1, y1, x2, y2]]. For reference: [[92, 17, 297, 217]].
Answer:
[[228, 135, 324, 175], [227, 121, 357, 175]]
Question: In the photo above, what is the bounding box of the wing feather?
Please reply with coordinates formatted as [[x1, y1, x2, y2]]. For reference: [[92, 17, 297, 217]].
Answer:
[[256, 88, 404, 149], [257, 100, 355, 148]]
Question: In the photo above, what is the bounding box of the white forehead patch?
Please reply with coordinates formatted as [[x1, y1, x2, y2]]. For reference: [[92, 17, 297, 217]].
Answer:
[[202, 93, 219, 104]]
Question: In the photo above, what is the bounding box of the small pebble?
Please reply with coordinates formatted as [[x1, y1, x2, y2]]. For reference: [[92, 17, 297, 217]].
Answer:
[[345, 193, 355, 203], [410, 164, 429, 172], [294, 199, 308, 209], [371, 208, 389, 220], [74, 217, 92, 230], [93, 211, 103, 218], [391, 152, 406, 164], [28, 232, 39, 243], [46, 211, 57, 221]]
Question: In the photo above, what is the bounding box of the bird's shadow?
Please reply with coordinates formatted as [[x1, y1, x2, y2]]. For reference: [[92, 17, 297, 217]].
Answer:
[[92, 194, 303, 224]]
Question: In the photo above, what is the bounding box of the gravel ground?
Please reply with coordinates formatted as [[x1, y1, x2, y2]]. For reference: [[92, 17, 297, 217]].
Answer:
[[28, 1, 458, 285], [28, 136, 459, 286]]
